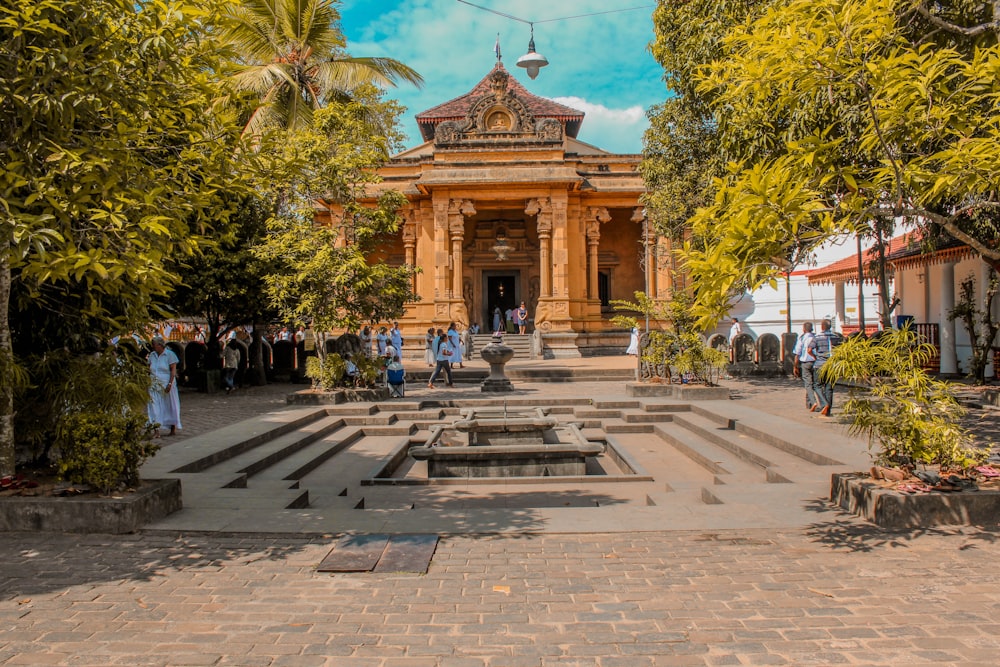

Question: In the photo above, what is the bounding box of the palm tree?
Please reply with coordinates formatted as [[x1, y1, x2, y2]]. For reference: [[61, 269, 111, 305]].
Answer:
[[222, 0, 423, 137]]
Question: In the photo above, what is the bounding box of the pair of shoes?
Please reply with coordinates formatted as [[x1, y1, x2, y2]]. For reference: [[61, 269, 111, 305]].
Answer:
[[427, 383, 435, 389]]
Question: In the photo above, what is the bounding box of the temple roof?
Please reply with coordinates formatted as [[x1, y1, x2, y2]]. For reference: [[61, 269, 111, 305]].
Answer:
[[415, 62, 585, 141]]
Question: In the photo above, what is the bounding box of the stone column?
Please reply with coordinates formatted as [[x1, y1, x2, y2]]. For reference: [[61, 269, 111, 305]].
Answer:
[[551, 198, 569, 299], [586, 207, 611, 300], [834, 282, 846, 329], [432, 199, 450, 300], [940, 261, 958, 374], [630, 207, 655, 298], [448, 199, 475, 326], [526, 198, 553, 297], [402, 209, 418, 294]]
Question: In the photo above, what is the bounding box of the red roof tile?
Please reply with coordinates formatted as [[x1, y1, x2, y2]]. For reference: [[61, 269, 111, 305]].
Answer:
[[808, 232, 921, 285], [415, 62, 584, 141]]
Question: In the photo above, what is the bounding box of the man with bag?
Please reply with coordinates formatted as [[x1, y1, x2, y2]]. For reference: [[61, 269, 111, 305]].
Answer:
[[791, 322, 820, 412], [812, 319, 844, 417]]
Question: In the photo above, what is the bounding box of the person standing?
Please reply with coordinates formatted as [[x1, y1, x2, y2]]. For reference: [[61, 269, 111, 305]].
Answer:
[[147, 336, 181, 437], [626, 326, 639, 356], [791, 322, 819, 412], [517, 301, 528, 335], [728, 318, 743, 362], [492, 306, 502, 333], [447, 322, 463, 369], [812, 319, 844, 416], [428, 328, 454, 388], [360, 325, 372, 356], [376, 327, 388, 356], [424, 327, 436, 367], [223, 339, 240, 394], [390, 321, 403, 355]]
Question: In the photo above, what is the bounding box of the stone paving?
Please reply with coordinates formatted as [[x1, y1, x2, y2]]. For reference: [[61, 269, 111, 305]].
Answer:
[[3, 368, 1000, 666]]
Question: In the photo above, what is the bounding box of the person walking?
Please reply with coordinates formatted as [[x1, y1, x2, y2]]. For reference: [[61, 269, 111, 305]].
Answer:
[[147, 336, 181, 437], [427, 328, 454, 388], [812, 319, 844, 417], [791, 322, 820, 412]]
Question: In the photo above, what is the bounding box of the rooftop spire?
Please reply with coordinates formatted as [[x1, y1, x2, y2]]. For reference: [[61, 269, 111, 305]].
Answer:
[[494, 33, 501, 62]]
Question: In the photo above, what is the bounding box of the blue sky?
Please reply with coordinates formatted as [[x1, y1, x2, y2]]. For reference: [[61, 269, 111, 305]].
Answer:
[[338, 0, 666, 154]]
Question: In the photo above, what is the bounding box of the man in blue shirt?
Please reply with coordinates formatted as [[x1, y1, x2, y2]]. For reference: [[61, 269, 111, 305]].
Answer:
[[812, 319, 844, 416]]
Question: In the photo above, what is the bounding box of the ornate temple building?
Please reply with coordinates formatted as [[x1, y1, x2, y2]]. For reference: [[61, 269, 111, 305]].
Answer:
[[332, 62, 667, 356]]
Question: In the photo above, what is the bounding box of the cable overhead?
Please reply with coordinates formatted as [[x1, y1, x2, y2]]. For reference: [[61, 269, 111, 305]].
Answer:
[[455, 1, 654, 78]]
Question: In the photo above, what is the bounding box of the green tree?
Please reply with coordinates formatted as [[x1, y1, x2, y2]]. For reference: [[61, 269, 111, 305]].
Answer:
[[252, 88, 417, 359], [649, 0, 1000, 329], [170, 194, 278, 376], [0, 0, 243, 475], [221, 0, 423, 137]]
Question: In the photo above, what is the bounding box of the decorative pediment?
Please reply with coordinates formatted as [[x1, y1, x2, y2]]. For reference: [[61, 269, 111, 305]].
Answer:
[[434, 80, 564, 147]]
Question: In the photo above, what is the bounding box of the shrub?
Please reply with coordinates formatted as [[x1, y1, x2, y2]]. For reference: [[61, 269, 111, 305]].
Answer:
[[306, 354, 346, 391], [821, 326, 987, 469], [354, 353, 381, 387], [57, 410, 158, 495]]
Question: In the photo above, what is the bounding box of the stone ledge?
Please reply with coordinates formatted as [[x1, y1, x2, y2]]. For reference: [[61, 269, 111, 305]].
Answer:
[[625, 383, 731, 400], [831, 473, 1000, 528], [0, 478, 182, 534], [287, 387, 389, 404]]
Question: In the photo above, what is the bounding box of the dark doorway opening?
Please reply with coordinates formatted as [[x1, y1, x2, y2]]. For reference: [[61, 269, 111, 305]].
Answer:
[[485, 274, 516, 331]]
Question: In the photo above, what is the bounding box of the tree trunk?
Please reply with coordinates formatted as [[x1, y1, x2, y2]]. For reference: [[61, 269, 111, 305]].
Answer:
[[0, 252, 15, 477]]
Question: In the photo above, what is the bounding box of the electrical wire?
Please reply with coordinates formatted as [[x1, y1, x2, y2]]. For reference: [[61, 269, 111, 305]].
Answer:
[[455, 0, 654, 26]]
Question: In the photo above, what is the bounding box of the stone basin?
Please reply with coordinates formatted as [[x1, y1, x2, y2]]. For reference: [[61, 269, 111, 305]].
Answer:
[[410, 407, 604, 478]]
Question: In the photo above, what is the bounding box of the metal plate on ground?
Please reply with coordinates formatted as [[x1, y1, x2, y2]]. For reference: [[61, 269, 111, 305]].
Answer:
[[373, 534, 439, 573], [317, 534, 389, 572]]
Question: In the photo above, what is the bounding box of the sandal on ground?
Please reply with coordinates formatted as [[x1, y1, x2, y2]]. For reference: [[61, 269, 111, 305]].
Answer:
[[914, 470, 941, 486], [974, 465, 1000, 478], [896, 483, 932, 494], [947, 475, 978, 491], [873, 466, 909, 482]]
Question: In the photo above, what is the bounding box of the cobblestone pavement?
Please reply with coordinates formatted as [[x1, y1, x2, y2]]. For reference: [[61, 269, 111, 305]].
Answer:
[[4, 376, 1000, 665], [2, 526, 1000, 666]]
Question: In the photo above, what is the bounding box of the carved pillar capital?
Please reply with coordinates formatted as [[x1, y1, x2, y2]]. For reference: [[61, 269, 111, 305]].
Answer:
[[586, 206, 611, 240]]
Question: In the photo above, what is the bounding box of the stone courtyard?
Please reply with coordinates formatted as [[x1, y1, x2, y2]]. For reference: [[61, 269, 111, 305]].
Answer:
[[2, 359, 1000, 666]]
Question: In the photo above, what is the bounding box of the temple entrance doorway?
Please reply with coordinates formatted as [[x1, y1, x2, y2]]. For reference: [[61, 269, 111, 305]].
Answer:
[[483, 272, 519, 332]]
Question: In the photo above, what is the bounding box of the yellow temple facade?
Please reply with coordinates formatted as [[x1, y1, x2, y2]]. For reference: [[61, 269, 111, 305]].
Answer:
[[330, 63, 673, 356]]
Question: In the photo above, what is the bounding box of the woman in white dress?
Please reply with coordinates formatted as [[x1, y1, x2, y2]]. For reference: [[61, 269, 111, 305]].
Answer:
[[147, 336, 181, 437], [424, 327, 436, 367], [626, 327, 640, 356], [447, 323, 463, 368]]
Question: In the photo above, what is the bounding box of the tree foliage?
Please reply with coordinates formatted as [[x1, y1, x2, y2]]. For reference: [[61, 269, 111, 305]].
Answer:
[[220, 0, 423, 137], [647, 0, 1000, 328], [252, 87, 417, 349], [0, 0, 245, 475]]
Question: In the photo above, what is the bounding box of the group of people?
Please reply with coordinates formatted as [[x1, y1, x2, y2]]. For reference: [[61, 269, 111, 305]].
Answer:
[[492, 301, 529, 335], [792, 319, 844, 416]]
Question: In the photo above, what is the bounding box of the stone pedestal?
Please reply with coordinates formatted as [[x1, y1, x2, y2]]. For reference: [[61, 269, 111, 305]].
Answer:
[[480, 339, 515, 392]]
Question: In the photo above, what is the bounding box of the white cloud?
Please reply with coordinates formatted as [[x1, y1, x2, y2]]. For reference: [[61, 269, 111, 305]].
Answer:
[[550, 96, 647, 153]]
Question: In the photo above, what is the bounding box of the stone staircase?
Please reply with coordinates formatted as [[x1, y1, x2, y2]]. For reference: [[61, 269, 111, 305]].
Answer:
[[143, 395, 864, 532], [471, 333, 533, 359]]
